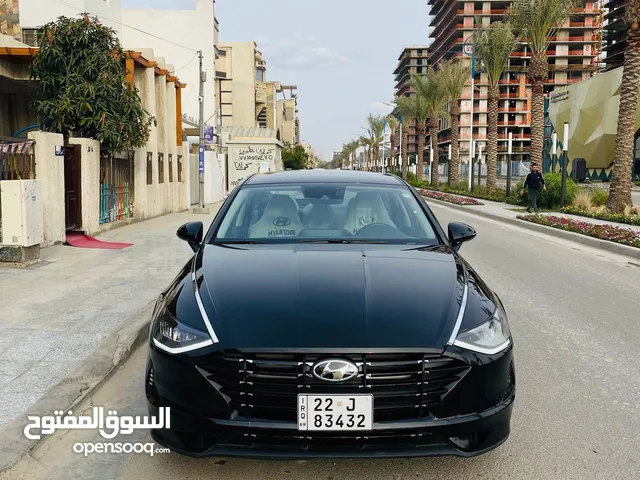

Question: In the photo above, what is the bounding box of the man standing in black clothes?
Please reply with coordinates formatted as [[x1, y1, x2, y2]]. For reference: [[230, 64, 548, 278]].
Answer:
[[520, 163, 546, 213]]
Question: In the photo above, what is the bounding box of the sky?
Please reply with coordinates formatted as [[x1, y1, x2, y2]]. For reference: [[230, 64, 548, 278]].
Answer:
[[122, 0, 431, 160]]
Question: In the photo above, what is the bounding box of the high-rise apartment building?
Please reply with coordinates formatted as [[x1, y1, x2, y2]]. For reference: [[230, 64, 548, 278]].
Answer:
[[426, 0, 602, 165], [602, 0, 625, 70], [393, 46, 430, 157]]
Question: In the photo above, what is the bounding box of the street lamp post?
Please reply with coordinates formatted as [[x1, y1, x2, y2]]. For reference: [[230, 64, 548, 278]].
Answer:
[[477, 143, 482, 188], [463, 38, 475, 191], [506, 132, 513, 197], [551, 132, 558, 173], [429, 148, 434, 183], [471, 140, 476, 191], [561, 122, 569, 206]]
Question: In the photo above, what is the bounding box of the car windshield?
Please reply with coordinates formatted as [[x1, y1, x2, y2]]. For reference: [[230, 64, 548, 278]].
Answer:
[[213, 183, 439, 244]]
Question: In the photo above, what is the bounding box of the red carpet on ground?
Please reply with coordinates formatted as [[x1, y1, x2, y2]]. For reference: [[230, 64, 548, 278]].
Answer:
[[65, 232, 133, 250]]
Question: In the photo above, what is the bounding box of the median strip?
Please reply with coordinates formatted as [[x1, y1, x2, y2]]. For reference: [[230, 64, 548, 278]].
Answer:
[[418, 189, 484, 206], [518, 214, 640, 249]]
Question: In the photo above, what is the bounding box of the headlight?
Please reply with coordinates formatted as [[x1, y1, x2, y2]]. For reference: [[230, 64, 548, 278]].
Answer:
[[152, 310, 213, 354], [453, 307, 511, 355]]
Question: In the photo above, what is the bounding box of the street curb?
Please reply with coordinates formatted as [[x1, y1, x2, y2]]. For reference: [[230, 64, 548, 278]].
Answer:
[[425, 197, 640, 261], [0, 300, 155, 474]]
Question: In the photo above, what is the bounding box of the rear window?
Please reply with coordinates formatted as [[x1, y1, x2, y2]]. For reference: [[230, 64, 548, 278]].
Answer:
[[214, 183, 438, 245]]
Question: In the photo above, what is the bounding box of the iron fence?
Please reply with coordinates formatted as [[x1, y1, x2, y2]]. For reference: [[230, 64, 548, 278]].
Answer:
[[100, 151, 135, 224], [0, 140, 36, 180]]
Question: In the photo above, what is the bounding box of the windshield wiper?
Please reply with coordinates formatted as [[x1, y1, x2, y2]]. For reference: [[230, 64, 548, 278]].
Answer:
[[300, 239, 389, 244]]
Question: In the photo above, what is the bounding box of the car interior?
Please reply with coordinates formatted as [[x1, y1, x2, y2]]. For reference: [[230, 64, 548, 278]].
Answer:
[[218, 185, 437, 241]]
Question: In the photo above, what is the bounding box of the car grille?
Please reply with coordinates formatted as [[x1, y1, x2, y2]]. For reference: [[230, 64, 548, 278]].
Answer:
[[198, 353, 470, 422]]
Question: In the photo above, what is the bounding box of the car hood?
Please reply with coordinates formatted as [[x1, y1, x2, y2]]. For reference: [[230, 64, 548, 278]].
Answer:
[[195, 244, 466, 351]]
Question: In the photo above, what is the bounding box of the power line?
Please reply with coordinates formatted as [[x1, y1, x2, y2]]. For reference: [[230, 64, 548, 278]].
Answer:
[[49, 0, 198, 53], [172, 52, 199, 74]]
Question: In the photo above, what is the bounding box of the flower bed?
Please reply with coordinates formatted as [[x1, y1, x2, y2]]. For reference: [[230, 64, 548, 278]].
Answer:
[[418, 188, 484, 205], [419, 184, 506, 203], [518, 215, 640, 248], [561, 205, 640, 227]]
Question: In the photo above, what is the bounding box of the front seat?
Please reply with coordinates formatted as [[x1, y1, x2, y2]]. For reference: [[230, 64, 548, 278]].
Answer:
[[343, 191, 395, 235], [249, 194, 305, 238]]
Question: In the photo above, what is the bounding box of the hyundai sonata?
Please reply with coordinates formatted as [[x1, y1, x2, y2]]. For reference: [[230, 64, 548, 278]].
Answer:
[[146, 170, 515, 458]]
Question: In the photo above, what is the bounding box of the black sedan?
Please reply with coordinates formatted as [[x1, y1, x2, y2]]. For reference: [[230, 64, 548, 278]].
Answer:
[[146, 170, 515, 459]]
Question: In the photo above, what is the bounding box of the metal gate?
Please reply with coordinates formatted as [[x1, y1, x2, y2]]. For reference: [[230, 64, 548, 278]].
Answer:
[[100, 151, 135, 224], [189, 153, 199, 205], [64, 144, 82, 230]]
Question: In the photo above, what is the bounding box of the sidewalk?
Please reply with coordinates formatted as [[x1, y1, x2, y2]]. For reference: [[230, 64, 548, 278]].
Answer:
[[0, 205, 221, 430]]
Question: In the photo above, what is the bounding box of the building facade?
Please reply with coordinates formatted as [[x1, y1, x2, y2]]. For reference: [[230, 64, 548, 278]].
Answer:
[[394, 46, 430, 157], [426, 0, 603, 167], [603, 0, 625, 70]]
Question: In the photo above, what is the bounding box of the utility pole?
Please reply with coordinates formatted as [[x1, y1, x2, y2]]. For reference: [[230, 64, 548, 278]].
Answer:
[[198, 50, 206, 209]]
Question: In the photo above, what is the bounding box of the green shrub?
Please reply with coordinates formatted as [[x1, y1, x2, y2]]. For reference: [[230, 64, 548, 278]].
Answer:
[[515, 173, 578, 208], [635, 180, 640, 187], [590, 187, 609, 207]]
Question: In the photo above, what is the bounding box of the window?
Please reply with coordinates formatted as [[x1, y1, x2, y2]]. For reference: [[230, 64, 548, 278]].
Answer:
[[177, 155, 183, 182], [168, 154, 173, 182], [256, 69, 264, 82], [146, 153, 153, 185], [21, 29, 38, 47], [214, 183, 438, 244], [158, 153, 164, 184]]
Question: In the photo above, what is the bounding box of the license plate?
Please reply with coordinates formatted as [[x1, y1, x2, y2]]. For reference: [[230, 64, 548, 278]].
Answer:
[[297, 394, 373, 431]]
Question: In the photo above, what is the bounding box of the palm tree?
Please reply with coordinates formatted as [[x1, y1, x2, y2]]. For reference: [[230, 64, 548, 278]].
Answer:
[[608, 2, 640, 212], [412, 70, 449, 186], [359, 136, 372, 171], [437, 58, 472, 187], [386, 114, 399, 173], [395, 95, 428, 181], [473, 22, 519, 189], [366, 114, 386, 172], [346, 139, 359, 170], [508, 0, 576, 168]]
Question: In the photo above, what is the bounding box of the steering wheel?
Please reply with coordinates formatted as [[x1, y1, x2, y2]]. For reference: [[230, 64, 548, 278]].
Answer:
[[354, 223, 407, 238]]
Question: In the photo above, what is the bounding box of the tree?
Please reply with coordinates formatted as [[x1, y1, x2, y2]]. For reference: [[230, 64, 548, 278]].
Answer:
[[386, 114, 399, 173], [395, 95, 425, 181], [282, 142, 309, 170], [437, 58, 472, 186], [412, 70, 448, 186], [508, 0, 576, 167], [359, 136, 372, 171], [347, 139, 360, 170], [30, 15, 154, 155], [607, 0, 640, 212], [473, 22, 519, 189], [366, 114, 386, 172]]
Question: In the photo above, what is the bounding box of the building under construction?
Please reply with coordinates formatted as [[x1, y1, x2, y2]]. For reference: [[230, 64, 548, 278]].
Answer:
[[425, 0, 604, 168], [602, 0, 626, 70], [393, 46, 430, 159]]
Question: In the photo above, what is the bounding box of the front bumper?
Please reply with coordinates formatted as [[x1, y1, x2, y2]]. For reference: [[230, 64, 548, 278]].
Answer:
[[145, 343, 515, 459], [148, 393, 514, 459]]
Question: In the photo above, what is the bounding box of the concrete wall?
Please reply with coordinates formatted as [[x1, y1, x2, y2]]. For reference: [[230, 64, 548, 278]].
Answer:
[[19, 0, 122, 34], [68, 137, 100, 235], [227, 141, 282, 190], [29, 131, 64, 247], [121, 0, 215, 123]]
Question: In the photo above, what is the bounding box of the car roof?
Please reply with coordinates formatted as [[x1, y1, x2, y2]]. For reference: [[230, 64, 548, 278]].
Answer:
[[245, 170, 405, 186]]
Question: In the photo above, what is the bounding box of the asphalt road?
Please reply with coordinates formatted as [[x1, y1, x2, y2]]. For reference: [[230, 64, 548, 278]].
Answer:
[[3, 203, 640, 480]]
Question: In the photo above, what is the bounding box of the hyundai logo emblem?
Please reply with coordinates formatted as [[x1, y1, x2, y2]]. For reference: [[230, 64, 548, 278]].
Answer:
[[312, 359, 358, 383], [273, 217, 292, 227]]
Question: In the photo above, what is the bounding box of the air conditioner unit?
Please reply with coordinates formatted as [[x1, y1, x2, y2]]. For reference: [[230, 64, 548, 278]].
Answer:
[[0, 180, 43, 247]]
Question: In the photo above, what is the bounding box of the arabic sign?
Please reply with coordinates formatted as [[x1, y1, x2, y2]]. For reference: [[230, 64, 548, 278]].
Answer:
[[24, 406, 171, 441], [237, 146, 276, 163], [550, 90, 570, 104], [204, 126, 214, 144]]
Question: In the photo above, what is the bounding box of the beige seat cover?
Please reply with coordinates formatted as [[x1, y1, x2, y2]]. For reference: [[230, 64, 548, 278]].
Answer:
[[343, 191, 395, 235], [249, 194, 305, 238]]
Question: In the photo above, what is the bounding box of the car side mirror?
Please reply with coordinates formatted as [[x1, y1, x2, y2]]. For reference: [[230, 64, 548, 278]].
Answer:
[[448, 222, 476, 251], [177, 221, 204, 252]]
